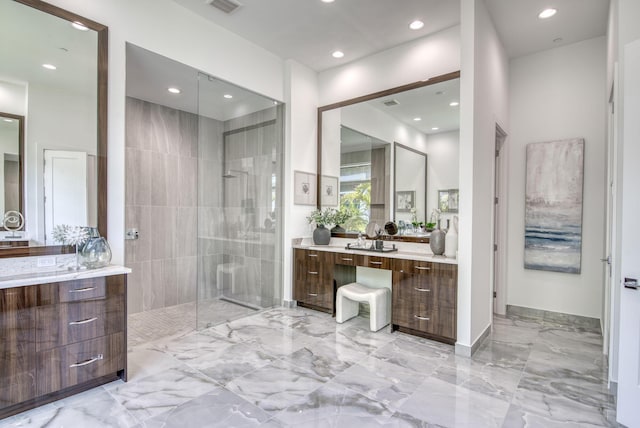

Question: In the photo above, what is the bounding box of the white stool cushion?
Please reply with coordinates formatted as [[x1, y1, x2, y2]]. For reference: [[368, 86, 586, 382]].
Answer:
[[336, 282, 390, 332]]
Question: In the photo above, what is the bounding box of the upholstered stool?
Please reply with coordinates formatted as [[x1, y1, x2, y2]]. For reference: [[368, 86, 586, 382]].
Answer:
[[336, 282, 391, 332], [216, 263, 242, 293]]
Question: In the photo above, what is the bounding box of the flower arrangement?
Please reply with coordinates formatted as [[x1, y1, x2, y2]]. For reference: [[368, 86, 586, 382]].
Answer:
[[52, 224, 89, 246], [52, 224, 89, 270], [332, 208, 351, 226], [306, 208, 335, 227]]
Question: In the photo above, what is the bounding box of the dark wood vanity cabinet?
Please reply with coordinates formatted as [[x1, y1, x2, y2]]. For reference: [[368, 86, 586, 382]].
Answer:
[[294, 249, 334, 312], [0, 274, 127, 419], [0, 287, 37, 410], [391, 259, 457, 344]]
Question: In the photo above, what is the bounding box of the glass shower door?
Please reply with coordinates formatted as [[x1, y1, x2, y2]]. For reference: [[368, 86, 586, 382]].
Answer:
[[196, 72, 283, 329]]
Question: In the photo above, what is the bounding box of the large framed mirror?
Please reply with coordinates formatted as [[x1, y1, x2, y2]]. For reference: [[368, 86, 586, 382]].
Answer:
[[318, 70, 460, 241], [0, 0, 108, 256]]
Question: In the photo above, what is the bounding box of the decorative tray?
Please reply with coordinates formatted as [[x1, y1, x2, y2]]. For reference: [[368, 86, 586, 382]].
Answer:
[[345, 243, 398, 253]]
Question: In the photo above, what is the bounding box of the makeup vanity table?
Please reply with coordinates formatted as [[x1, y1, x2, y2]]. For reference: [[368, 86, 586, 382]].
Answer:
[[293, 239, 457, 345]]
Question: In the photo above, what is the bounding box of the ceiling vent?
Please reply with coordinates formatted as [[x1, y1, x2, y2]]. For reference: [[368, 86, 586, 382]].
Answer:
[[207, 0, 242, 14], [383, 99, 399, 107]]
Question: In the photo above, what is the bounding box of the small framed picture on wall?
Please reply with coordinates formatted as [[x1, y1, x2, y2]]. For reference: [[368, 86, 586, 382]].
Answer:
[[294, 170, 317, 205], [438, 189, 459, 213], [321, 175, 339, 207], [396, 190, 415, 212]]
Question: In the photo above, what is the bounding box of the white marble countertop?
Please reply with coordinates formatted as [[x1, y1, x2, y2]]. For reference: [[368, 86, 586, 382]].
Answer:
[[0, 265, 132, 290], [293, 243, 458, 265]]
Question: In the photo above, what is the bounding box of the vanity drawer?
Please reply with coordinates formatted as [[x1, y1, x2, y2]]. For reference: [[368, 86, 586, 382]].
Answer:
[[334, 253, 357, 266], [58, 278, 106, 303], [394, 307, 455, 339], [36, 294, 125, 352], [357, 255, 390, 270], [36, 332, 125, 396], [392, 259, 433, 275]]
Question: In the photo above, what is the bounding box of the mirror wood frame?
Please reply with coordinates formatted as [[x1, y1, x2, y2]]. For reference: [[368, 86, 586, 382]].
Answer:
[[0, 112, 24, 232], [393, 142, 427, 223], [316, 70, 460, 242], [0, 0, 108, 258]]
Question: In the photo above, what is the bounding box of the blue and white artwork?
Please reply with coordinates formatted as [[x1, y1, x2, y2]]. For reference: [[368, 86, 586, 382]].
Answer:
[[524, 138, 584, 274]]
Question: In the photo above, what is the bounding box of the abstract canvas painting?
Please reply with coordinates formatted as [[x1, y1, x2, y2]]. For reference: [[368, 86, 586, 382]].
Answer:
[[524, 138, 584, 274]]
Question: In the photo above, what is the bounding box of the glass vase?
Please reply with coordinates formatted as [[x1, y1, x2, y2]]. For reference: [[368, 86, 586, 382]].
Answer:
[[80, 227, 112, 269]]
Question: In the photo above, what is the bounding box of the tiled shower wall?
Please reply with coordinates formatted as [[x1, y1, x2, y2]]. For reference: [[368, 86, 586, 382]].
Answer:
[[125, 97, 282, 315], [125, 97, 219, 314]]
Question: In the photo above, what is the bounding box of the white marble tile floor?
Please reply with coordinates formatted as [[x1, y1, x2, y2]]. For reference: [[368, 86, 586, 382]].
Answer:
[[0, 307, 619, 427]]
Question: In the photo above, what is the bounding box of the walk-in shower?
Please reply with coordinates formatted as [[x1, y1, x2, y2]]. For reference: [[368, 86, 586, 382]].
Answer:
[[124, 45, 284, 337]]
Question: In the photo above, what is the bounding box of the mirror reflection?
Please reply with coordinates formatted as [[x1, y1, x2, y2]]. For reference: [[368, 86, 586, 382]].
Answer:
[[320, 74, 460, 237], [0, 113, 22, 224], [0, 0, 99, 245]]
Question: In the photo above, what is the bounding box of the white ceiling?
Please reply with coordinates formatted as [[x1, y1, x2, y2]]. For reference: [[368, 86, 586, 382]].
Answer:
[[0, 0, 97, 96], [171, 0, 609, 73], [485, 0, 610, 58], [172, 0, 461, 72]]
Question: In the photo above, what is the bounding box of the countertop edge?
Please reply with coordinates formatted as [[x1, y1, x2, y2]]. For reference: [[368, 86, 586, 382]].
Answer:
[[292, 244, 458, 265], [0, 265, 132, 290]]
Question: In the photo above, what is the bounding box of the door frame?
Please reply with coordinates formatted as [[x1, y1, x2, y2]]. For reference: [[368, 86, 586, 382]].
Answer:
[[493, 124, 508, 315]]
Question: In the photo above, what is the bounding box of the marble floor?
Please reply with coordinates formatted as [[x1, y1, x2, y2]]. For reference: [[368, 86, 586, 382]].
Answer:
[[128, 298, 260, 346], [0, 306, 618, 427]]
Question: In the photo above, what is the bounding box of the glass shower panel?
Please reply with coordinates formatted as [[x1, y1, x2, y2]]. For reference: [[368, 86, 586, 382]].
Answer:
[[196, 73, 283, 329]]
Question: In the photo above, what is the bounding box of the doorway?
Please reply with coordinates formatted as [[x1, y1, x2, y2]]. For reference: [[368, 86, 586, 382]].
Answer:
[[493, 124, 507, 315]]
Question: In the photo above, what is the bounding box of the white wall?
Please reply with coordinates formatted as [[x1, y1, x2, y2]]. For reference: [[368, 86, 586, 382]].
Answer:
[[283, 59, 319, 302], [318, 26, 461, 106], [424, 130, 460, 224], [0, 81, 27, 116], [43, 0, 285, 264], [27, 83, 97, 243], [506, 37, 607, 319], [459, 0, 509, 353]]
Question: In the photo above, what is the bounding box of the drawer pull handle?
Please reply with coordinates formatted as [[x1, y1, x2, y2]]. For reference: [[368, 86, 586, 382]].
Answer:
[[308, 293, 318, 297], [414, 288, 431, 292], [415, 266, 431, 271], [69, 354, 103, 368], [68, 287, 95, 293], [342, 258, 353, 261], [370, 261, 383, 265], [308, 271, 318, 275], [308, 254, 318, 257], [69, 317, 98, 326], [414, 315, 430, 321]]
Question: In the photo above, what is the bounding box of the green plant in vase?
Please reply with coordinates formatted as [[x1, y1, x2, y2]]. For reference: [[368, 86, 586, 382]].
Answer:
[[331, 208, 351, 233], [306, 208, 335, 245]]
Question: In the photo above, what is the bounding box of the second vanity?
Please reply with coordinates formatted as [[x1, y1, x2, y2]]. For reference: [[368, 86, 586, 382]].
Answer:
[[293, 239, 458, 345]]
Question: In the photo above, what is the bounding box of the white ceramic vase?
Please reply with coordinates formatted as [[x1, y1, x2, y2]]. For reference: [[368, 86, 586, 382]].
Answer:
[[445, 216, 458, 258]]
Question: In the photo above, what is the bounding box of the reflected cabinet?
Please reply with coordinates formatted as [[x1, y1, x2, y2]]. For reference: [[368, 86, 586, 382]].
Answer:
[[0, 275, 127, 419]]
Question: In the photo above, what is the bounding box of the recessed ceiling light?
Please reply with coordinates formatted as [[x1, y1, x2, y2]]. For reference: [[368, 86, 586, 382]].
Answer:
[[321, 0, 335, 3], [449, 101, 459, 107], [538, 8, 557, 19], [224, 94, 233, 99], [413, 117, 422, 121], [71, 21, 89, 31], [431, 127, 439, 131], [409, 20, 424, 30], [3, 119, 13, 123], [332, 50, 344, 59], [273, 101, 278, 105], [167, 87, 181, 94], [42, 64, 56, 70]]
